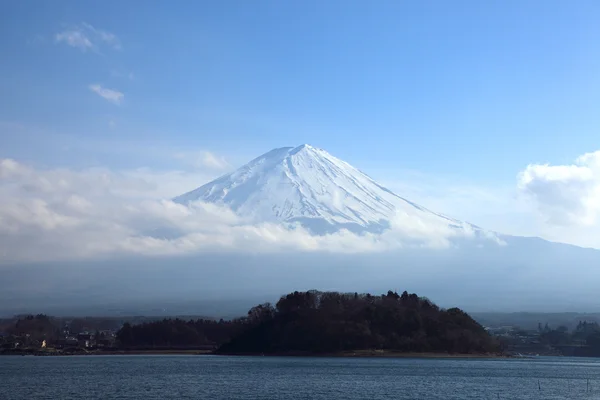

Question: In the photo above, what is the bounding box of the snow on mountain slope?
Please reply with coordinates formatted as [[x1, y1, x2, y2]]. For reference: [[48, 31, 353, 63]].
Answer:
[[174, 144, 478, 235]]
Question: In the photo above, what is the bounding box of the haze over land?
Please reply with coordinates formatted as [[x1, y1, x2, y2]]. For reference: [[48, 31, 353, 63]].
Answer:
[[2, 2, 600, 316]]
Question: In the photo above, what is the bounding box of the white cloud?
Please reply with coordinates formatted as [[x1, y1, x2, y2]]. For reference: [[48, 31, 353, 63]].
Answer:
[[89, 84, 124, 105], [55, 23, 120, 52], [175, 151, 230, 170], [55, 30, 94, 51], [81, 22, 121, 50], [380, 170, 538, 238], [518, 150, 600, 227], [378, 154, 600, 249], [0, 158, 26, 179], [0, 158, 495, 264]]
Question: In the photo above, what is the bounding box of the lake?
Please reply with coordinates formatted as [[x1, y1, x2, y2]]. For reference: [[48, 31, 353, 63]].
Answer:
[[2, 355, 600, 399]]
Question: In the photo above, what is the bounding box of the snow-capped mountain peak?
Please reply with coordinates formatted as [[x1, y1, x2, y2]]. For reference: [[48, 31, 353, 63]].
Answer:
[[174, 144, 470, 234]]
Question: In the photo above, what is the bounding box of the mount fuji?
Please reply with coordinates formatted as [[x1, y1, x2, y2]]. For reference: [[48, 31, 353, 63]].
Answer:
[[174, 144, 479, 236]]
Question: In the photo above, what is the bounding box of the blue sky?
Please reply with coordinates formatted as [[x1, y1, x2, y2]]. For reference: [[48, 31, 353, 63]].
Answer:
[[3, 1, 600, 174], [1, 0, 600, 249]]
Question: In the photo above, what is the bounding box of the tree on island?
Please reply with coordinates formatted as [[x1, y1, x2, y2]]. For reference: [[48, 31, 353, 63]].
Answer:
[[217, 290, 499, 355]]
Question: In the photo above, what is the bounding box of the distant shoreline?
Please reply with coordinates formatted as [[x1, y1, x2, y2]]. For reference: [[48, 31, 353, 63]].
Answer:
[[328, 351, 507, 358], [0, 349, 213, 356], [215, 350, 509, 359], [1, 348, 509, 358]]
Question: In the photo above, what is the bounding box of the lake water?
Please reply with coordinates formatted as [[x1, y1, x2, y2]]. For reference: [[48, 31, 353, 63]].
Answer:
[[2, 355, 600, 399]]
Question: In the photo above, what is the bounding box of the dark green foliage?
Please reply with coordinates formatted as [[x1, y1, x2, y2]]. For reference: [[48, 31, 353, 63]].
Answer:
[[574, 321, 600, 350], [217, 290, 499, 355], [112, 290, 496, 355], [10, 314, 60, 341], [574, 321, 600, 338], [116, 318, 243, 348], [539, 321, 600, 350], [586, 331, 600, 348], [539, 328, 571, 346]]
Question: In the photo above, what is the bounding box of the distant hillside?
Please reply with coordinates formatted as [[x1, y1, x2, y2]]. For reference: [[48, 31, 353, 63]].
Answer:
[[472, 312, 600, 331]]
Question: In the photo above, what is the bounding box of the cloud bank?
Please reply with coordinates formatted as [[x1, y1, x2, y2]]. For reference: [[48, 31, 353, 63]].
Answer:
[[0, 158, 495, 264], [519, 150, 600, 227]]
